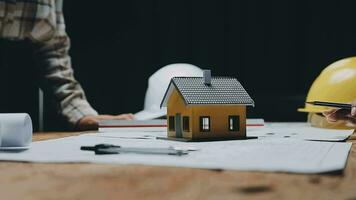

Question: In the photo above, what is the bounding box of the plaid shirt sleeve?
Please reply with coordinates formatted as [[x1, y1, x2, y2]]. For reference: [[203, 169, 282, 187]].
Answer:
[[33, 0, 98, 128], [0, 0, 98, 128]]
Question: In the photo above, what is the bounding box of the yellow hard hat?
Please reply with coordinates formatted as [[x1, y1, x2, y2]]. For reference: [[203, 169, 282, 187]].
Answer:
[[299, 57, 356, 113], [299, 57, 356, 129]]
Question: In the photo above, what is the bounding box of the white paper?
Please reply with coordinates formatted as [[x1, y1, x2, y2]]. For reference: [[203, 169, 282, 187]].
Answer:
[[0, 131, 351, 174], [99, 119, 265, 132], [0, 113, 32, 148], [246, 118, 265, 126], [248, 122, 354, 141], [98, 122, 353, 142]]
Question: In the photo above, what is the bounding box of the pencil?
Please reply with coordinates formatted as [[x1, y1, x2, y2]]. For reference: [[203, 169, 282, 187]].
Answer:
[[306, 101, 352, 110]]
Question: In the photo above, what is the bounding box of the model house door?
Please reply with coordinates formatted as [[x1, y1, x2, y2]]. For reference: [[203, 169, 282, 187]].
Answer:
[[175, 113, 182, 138]]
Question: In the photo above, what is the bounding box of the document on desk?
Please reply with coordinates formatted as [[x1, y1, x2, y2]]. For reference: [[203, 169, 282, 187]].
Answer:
[[0, 132, 351, 174], [98, 122, 353, 142], [99, 119, 265, 132], [248, 122, 354, 141]]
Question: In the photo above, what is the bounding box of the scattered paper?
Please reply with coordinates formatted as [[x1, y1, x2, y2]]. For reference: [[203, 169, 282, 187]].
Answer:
[[99, 119, 166, 129], [99, 119, 265, 132], [0, 122, 352, 173], [0, 131, 351, 174], [248, 123, 354, 141], [98, 122, 354, 142]]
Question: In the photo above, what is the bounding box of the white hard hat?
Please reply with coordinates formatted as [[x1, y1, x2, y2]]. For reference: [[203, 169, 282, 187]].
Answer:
[[134, 63, 203, 120]]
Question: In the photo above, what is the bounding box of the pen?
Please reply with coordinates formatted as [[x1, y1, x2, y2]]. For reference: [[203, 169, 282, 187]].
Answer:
[[306, 101, 353, 110], [81, 144, 189, 156]]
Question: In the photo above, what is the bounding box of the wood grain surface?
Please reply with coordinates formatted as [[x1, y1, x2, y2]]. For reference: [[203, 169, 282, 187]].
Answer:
[[0, 132, 355, 200]]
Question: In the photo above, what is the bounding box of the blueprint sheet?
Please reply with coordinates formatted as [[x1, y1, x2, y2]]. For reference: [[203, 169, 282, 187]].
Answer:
[[248, 122, 354, 141], [0, 124, 352, 174], [99, 122, 354, 142]]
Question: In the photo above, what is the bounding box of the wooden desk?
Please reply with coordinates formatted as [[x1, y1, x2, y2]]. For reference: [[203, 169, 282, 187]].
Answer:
[[0, 132, 355, 200]]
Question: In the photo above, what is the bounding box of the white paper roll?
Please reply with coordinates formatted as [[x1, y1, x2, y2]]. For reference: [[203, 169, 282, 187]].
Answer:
[[0, 113, 33, 147]]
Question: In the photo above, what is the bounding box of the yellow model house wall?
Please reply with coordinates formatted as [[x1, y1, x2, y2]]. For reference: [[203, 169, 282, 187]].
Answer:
[[190, 105, 246, 139], [167, 88, 193, 138], [166, 88, 246, 140]]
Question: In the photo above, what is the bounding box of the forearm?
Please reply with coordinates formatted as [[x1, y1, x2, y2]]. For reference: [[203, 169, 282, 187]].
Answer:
[[33, 35, 98, 128]]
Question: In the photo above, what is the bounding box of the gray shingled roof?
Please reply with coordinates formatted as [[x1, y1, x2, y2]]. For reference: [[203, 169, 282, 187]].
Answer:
[[161, 77, 254, 107]]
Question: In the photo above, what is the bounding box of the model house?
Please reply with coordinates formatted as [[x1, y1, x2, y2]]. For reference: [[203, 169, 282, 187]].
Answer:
[[160, 70, 254, 140]]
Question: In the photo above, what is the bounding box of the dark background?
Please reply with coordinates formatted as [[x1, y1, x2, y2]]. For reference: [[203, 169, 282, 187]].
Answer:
[[45, 0, 356, 129]]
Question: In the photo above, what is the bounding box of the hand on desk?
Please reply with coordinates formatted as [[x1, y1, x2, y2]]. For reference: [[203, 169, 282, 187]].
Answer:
[[323, 102, 356, 125], [76, 114, 134, 131]]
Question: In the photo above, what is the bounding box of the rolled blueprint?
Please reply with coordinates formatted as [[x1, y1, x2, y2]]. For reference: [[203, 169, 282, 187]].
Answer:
[[0, 113, 32, 147]]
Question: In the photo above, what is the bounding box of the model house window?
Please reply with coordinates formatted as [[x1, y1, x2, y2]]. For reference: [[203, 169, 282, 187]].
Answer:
[[228, 115, 240, 132], [200, 116, 210, 132], [169, 116, 175, 131], [183, 116, 190, 132]]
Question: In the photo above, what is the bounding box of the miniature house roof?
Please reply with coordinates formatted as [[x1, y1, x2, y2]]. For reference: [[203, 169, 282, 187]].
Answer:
[[160, 77, 255, 107]]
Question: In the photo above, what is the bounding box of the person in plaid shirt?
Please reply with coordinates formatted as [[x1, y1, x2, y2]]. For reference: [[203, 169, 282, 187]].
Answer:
[[0, 0, 133, 130]]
